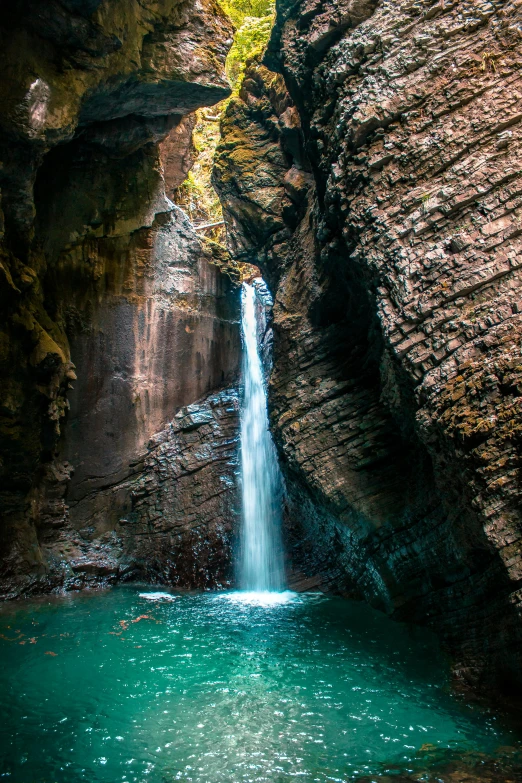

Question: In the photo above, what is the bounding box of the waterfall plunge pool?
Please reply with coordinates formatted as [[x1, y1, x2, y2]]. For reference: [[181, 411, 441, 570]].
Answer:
[[0, 585, 518, 783]]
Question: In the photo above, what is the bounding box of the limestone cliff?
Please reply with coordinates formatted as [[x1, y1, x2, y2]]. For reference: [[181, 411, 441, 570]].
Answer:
[[0, 0, 241, 597], [214, 0, 522, 694]]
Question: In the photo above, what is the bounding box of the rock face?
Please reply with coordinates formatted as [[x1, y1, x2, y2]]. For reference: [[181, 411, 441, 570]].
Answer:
[[48, 209, 240, 594], [0, 0, 241, 597], [38, 387, 240, 594], [160, 115, 197, 199], [214, 0, 522, 694]]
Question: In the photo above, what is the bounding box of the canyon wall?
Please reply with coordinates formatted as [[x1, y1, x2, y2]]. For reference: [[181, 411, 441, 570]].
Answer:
[[0, 0, 241, 597], [214, 0, 522, 693], [2, 0, 522, 703]]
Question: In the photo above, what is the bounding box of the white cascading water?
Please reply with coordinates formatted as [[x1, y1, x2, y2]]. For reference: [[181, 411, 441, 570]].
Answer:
[[239, 281, 285, 593]]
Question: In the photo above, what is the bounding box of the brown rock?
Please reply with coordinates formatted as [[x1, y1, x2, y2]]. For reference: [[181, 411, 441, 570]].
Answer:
[[160, 115, 197, 194], [0, 0, 239, 597], [215, 0, 522, 698]]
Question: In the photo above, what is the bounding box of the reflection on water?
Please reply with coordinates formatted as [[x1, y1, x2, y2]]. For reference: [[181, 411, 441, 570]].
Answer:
[[0, 586, 518, 783]]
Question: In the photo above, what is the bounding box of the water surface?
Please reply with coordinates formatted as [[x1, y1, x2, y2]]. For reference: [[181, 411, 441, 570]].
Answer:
[[0, 587, 515, 782]]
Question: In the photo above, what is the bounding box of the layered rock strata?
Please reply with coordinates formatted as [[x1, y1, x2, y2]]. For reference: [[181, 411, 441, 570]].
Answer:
[[0, 0, 241, 597], [214, 0, 522, 693], [36, 388, 240, 595]]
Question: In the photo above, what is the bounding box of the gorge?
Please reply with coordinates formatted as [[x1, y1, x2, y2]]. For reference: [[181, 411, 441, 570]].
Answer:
[[0, 0, 522, 779]]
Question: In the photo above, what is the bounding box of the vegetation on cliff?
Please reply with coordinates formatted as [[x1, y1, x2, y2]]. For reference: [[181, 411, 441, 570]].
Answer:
[[172, 0, 274, 238], [221, 0, 274, 91]]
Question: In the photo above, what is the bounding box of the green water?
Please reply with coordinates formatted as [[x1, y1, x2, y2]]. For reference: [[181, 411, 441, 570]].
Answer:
[[0, 586, 514, 782]]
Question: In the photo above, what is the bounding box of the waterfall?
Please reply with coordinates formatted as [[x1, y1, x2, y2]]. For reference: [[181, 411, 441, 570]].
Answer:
[[239, 281, 285, 593]]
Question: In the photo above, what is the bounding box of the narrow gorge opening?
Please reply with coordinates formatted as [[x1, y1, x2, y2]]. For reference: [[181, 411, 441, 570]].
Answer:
[[1, 0, 522, 781]]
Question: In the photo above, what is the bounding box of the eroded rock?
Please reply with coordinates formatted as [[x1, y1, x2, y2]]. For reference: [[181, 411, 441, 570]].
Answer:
[[16, 387, 240, 597], [215, 0, 522, 696], [0, 0, 239, 597]]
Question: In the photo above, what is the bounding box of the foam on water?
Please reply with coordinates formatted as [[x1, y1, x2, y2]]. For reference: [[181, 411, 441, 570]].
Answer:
[[139, 592, 178, 601], [220, 590, 299, 607]]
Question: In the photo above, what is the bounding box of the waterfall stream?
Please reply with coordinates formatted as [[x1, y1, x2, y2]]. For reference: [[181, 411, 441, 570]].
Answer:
[[239, 281, 285, 593]]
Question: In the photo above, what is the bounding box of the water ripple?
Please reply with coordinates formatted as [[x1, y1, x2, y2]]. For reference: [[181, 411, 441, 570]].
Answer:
[[0, 586, 515, 783]]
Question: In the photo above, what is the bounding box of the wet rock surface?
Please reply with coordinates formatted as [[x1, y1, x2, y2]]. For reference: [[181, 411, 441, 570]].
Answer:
[[214, 0, 522, 694], [57, 208, 240, 586], [32, 387, 240, 595], [0, 0, 240, 597]]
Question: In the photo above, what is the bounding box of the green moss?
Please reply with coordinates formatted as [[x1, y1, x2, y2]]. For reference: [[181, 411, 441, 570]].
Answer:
[[225, 13, 274, 91], [218, 0, 273, 27], [174, 0, 275, 236]]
